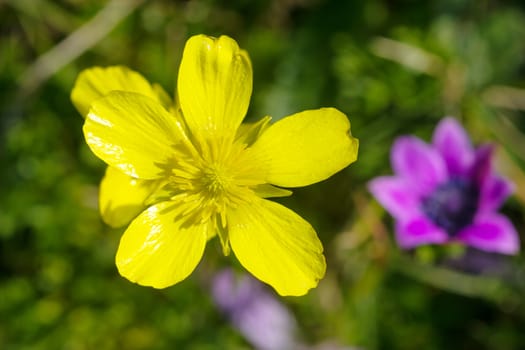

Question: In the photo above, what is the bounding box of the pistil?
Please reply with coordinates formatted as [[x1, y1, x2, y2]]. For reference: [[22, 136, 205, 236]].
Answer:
[[421, 178, 479, 235]]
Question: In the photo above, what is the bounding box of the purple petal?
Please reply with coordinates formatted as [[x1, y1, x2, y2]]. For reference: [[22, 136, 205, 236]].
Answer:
[[368, 176, 421, 220], [391, 136, 448, 196], [211, 269, 242, 311], [395, 217, 449, 249], [479, 175, 514, 212], [234, 292, 297, 350], [456, 214, 520, 255], [469, 144, 514, 212], [212, 269, 298, 350], [432, 117, 474, 176], [469, 144, 494, 186]]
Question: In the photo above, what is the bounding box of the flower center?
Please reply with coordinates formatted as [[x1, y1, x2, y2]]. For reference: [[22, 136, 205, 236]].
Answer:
[[165, 136, 263, 226], [202, 164, 231, 195], [421, 178, 479, 235]]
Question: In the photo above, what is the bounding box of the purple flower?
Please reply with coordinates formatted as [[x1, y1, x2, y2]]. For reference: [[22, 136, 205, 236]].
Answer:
[[212, 269, 362, 350], [368, 117, 519, 254], [212, 269, 297, 350]]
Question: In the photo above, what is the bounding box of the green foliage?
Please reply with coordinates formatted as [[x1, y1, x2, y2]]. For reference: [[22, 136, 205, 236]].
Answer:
[[1, 0, 525, 349]]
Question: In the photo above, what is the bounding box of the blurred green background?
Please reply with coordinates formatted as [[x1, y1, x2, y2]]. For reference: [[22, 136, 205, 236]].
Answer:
[[1, 0, 525, 349]]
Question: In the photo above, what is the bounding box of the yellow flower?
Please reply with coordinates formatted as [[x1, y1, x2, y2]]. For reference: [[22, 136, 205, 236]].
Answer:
[[71, 35, 358, 296]]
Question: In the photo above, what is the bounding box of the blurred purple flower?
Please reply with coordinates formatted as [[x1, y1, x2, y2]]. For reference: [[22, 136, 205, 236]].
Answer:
[[212, 269, 297, 350], [212, 269, 363, 350], [368, 117, 519, 254]]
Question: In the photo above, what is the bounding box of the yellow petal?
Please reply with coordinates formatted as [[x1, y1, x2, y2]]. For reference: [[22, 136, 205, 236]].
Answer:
[[71, 66, 162, 117], [252, 184, 292, 198], [143, 183, 175, 207], [116, 201, 209, 288], [228, 198, 326, 296], [152, 83, 174, 111], [235, 116, 272, 146], [84, 91, 185, 179], [247, 108, 359, 187], [178, 35, 252, 139], [99, 167, 160, 228]]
